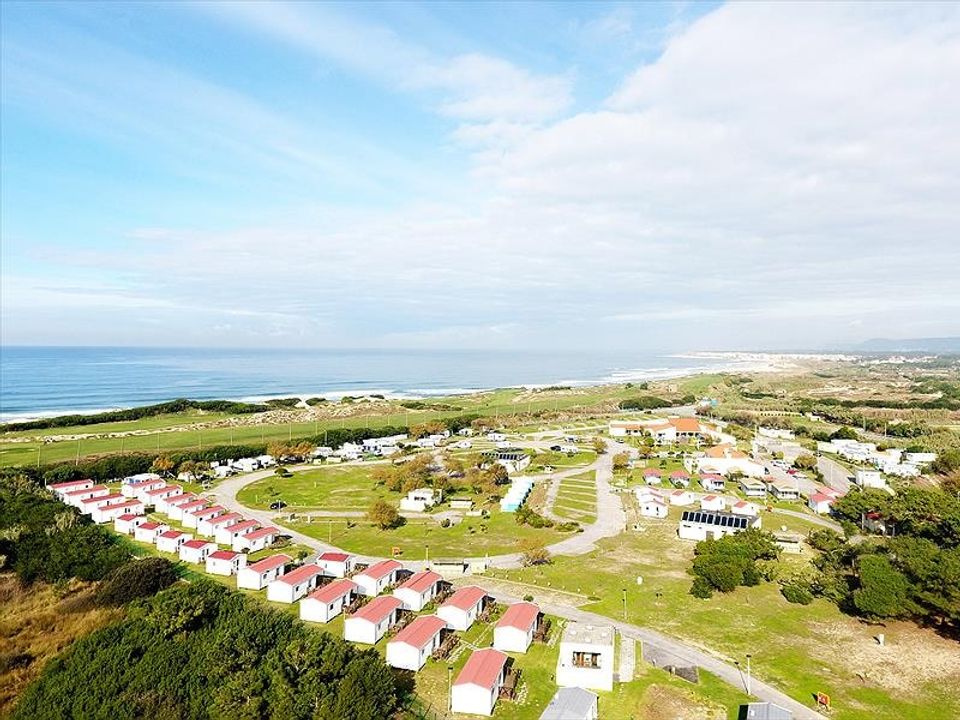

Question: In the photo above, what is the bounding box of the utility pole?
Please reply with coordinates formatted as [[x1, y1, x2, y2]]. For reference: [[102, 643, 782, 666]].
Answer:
[[447, 665, 454, 712], [621, 587, 627, 620], [746, 653, 752, 695]]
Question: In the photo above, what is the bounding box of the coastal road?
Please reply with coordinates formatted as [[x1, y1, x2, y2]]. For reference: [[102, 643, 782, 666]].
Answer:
[[465, 580, 828, 720]]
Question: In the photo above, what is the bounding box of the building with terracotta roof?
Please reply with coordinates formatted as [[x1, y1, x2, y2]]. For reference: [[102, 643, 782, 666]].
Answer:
[[353, 559, 403, 597], [668, 489, 694, 507], [216, 518, 259, 546], [198, 511, 242, 538], [639, 497, 668, 519], [300, 579, 357, 623], [233, 525, 279, 552], [179, 538, 217, 564], [438, 586, 488, 631], [700, 473, 726, 493], [159, 492, 197, 516], [92, 498, 145, 524], [807, 492, 835, 515], [451, 648, 508, 716], [156, 529, 192, 554], [133, 521, 169, 544], [493, 602, 540, 653], [183, 504, 224, 529], [731, 500, 761, 517], [142, 484, 182, 505], [393, 570, 442, 611], [169, 498, 209, 522], [267, 564, 325, 603], [114, 512, 148, 535], [386, 615, 449, 671], [700, 494, 726, 512], [316, 551, 354, 578], [237, 554, 290, 590], [122, 478, 165, 499], [692, 444, 765, 478], [206, 549, 247, 576], [344, 595, 403, 644]]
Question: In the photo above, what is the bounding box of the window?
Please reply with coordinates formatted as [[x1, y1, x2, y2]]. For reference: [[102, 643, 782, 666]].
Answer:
[[572, 651, 601, 669]]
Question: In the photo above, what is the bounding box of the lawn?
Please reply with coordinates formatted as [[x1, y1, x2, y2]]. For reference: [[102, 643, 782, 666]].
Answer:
[[284, 510, 570, 559], [237, 465, 395, 512], [524, 450, 596, 472], [552, 471, 597, 524], [487, 509, 960, 720]]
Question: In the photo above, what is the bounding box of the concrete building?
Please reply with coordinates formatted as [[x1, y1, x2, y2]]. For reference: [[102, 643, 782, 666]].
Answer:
[[668, 489, 695, 506], [114, 513, 147, 535], [300, 579, 357, 623], [493, 602, 539, 654], [184, 504, 224, 529], [639, 498, 668, 518], [540, 687, 599, 720], [133, 521, 168, 544], [393, 570, 442, 611], [437, 585, 488, 631], [556, 623, 615, 691], [344, 595, 403, 645], [730, 500, 761, 517], [266, 564, 325, 603], [48, 479, 94, 499], [386, 615, 448, 671], [233, 525, 278, 552], [353, 559, 403, 596], [237, 554, 290, 590], [451, 648, 508, 717], [161, 493, 199, 518], [855, 470, 885, 489], [216, 518, 259, 546], [205, 549, 247, 576], [678, 509, 760, 541]]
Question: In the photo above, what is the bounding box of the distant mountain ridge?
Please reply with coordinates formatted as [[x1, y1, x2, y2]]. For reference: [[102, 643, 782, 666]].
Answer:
[[858, 337, 960, 352]]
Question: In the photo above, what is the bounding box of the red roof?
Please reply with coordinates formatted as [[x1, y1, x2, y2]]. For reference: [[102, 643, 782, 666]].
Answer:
[[670, 470, 690, 478], [178, 499, 209, 511], [359, 559, 402, 580], [146, 484, 181, 496], [208, 550, 240, 561], [704, 494, 717, 501], [111, 500, 144, 511], [229, 520, 260, 533], [65, 485, 107, 497], [454, 648, 507, 689], [181, 539, 214, 550], [244, 526, 279, 541], [733, 501, 748, 508], [166, 494, 198, 506], [397, 570, 441, 594], [319, 551, 350, 563], [138, 521, 164, 531], [81, 492, 123, 505], [809, 493, 833, 503], [496, 602, 539, 632], [116, 513, 142, 521], [670, 417, 701, 432], [441, 585, 487, 611], [207, 512, 243, 526], [307, 578, 357, 604], [189, 504, 223, 517], [158, 530, 185, 540], [643, 468, 662, 476], [49, 479, 92, 490], [390, 615, 447, 649], [274, 564, 324, 585], [247, 554, 291, 573], [350, 595, 402, 623]]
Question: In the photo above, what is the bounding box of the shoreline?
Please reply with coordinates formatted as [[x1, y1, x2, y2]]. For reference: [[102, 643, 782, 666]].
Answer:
[[0, 351, 850, 425]]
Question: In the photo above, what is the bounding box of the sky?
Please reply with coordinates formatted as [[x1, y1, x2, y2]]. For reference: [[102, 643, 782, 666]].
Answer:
[[2, 1, 959, 352]]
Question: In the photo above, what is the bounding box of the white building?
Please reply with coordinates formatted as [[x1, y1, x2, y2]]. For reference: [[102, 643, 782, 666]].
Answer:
[[300, 579, 357, 623], [343, 595, 403, 644], [160, 493, 198, 517], [739, 478, 767, 498], [678, 509, 760, 541], [156, 530, 192, 554], [170, 498, 209, 522], [216, 518, 259, 546], [142, 484, 183, 506], [691, 444, 765, 478], [451, 648, 508, 717], [122, 478, 165, 499], [638, 498, 668, 519], [183, 504, 224, 529], [237, 554, 290, 590], [668, 489, 695, 506], [386, 615, 448, 671], [62, 484, 109, 508], [540, 687, 599, 720], [699, 495, 726, 512], [178, 539, 217, 564], [198, 511, 242, 538], [855, 469, 885, 488], [393, 570, 442, 611], [700, 474, 726, 493], [556, 623, 615, 692], [488, 448, 531, 474], [316, 551, 355, 578], [437, 585, 488, 631], [730, 500, 761, 517], [807, 492, 836, 515], [133, 521, 168, 544], [79, 492, 125, 515], [266, 564, 325, 603], [233, 526, 279, 552], [205, 549, 247, 576], [92, 499, 145, 524], [48, 479, 94, 500], [493, 602, 539, 654], [114, 513, 147, 535], [399, 488, 442, 512], [768, 481, 801, 501], [353, 559, 403, 597]]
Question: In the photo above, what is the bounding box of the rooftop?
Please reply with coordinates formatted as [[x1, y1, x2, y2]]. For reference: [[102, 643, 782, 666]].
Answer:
[[181, 539, 214, 550], [247, 554, 291, 573], [561, 622, 614, 647], [307, 578, 357, 604], [243, 526, 279, 541], [441, 585, 487, 611], [208, 550, 240, 561], [681, 509, 751, 529], [539, 687, 599, 720], [454, 648, 507, 689], [350, 595, 403, 623], [397, 570, 441, 594], [274, 563, 324, 585], [359, 559, 402, 580], [496, 601, 539, 631], [389, 614, 447, 649], [318, 551, 350, 563]]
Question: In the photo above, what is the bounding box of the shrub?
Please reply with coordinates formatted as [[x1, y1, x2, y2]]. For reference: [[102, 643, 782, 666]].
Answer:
[[781, 582, 814, 605], [690, 576, 714, 599], [95, 558, 179, 606]]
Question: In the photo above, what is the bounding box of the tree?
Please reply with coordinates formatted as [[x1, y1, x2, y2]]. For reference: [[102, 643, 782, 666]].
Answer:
[[831, 426, 860, 441], [520, 541, 551, 566], [612, 452, 630, 471], [96, 558, 179, 606], [151, 454, 174, 476], [793, 453, 817, 471], [853, 554, 912, 618], [592, 437, 606, 454], [367, 500, 401, 530]]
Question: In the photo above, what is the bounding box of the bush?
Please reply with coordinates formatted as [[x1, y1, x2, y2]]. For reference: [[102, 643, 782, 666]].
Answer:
[[619, 396, 672, 411], [439, 518, 451, 528], [781, 582, 814, 605], [690, 576, 714, 599], [96, 558, 179, 606]]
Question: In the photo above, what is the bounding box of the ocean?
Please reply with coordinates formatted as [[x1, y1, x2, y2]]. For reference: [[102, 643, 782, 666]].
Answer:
[[0, 346, 742, 422]]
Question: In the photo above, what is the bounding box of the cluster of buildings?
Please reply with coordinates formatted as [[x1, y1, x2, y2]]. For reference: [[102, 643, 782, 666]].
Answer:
[[818, 439, 936, 478], [485, 447, 532, 474], [686, 444, 766, 478], [608, 417, 710, 444]]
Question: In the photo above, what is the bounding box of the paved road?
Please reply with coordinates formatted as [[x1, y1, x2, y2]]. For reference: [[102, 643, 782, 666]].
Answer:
[[467, 580, 828, 720], [817, 455, 854, 494]]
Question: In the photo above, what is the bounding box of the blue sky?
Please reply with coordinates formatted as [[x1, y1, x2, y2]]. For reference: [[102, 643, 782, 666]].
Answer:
[[2, 1, 958, 351]]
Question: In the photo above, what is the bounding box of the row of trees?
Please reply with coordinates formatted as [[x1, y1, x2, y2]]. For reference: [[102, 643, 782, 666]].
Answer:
[[689, 529, 781, 598]]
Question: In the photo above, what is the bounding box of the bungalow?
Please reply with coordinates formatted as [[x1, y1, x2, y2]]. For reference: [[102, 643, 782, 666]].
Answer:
[[493, 601, 539, 654], [162, 493, 200, 518], [670, 417, 704, 442], [486, 448, 531, 474], [353, 559, 403, 597], [393, 570, 443, 611], [92, 499, 145, 524], [62, 484, 109, 508], [386, 615, 449, 671], [122, 472, 162, 485], [639, 498, 668, 519], [237, 553, 290, 590], [556, 622, 615, 692], [609, 420, 676, 444], [540, 687, 599, 720], [399, 488, 442, 513], [700, 474, 726, 493], [767, 481, 800, 501], [205, 549, 247, 576], [300, 578, 357, 623], [266, 564, 325, 603], [316, 551, 354, 578], [198, 511, 242, 538], [344, 595, 404, 644], [438, 585, 488, 631], [730, 500, 761, 517], [179, 539, 217, 564], [79, 492, 125, 514], [122, 477, 165, 499], [855, 470, 885, 489], [642, 468, 663, 485], [807, 492, 835, 515], [233, 525, 279, 552], [142, 484, 183, 507], [678, 509, 760, 541], [114, 513, 148, 535], [216, 518, 259, 546], [669, 470, 690, 488], [700, 495, 726, 512], [451, 648, 508, 717], [133, 521, 169, 544], [739, 478, 767, 498], [668, 489, 695, 506], [183, 504, 224, 529], [694, 444, 765, 477], [156, 529, 192, 554], [48, 479, 94, 499], [170, 498, 209, 522]]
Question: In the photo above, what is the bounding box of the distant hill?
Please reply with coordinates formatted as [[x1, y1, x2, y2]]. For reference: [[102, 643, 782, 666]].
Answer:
[[858, 337, 960, 352]]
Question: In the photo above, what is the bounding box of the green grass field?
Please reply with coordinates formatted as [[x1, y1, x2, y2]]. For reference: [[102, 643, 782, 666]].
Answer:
[[552, 471, 597, 524], [237, 465, 396, 511]]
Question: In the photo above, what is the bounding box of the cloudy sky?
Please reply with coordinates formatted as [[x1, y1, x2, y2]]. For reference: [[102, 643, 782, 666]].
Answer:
[[2, 2, 958, 351]]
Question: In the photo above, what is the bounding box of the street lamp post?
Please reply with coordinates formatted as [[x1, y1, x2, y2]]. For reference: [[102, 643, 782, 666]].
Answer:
[[746, 653, 752, 695], [621, 587, 627, 620], [447, 665, 454, 711]]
